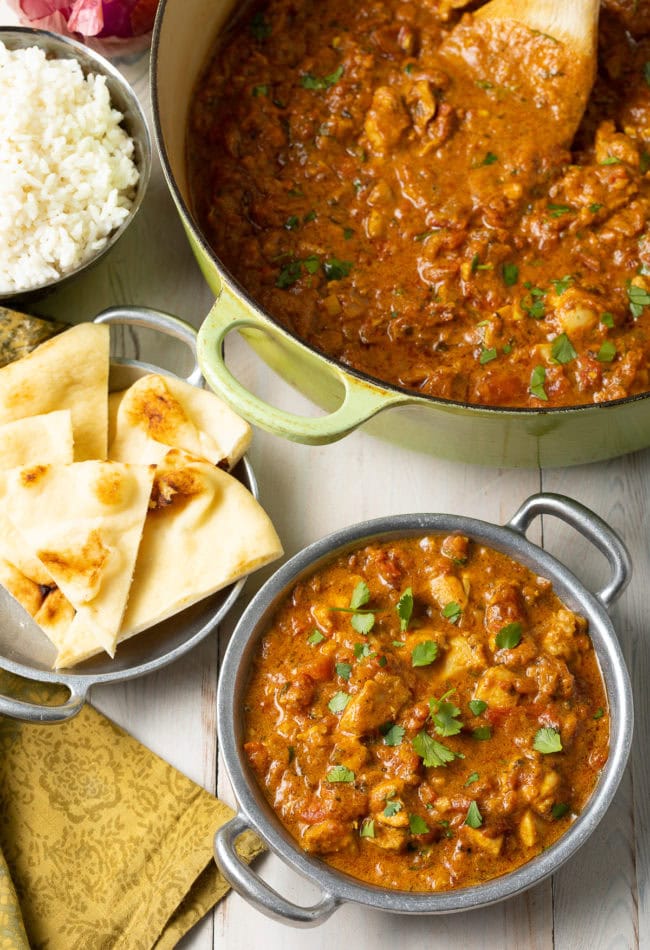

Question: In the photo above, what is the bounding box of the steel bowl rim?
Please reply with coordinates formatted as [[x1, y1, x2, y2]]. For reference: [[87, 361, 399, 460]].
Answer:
[[217, 509, 633, 914], [151, 0, 650, 420], [0, 26, 152, 303]]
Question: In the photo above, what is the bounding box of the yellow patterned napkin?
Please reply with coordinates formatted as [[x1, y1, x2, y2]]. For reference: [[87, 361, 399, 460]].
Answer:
[[0, 673, 262, 950]]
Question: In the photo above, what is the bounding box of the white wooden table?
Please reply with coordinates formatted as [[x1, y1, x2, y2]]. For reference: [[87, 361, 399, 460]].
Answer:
[[1, 7, 647, 947]]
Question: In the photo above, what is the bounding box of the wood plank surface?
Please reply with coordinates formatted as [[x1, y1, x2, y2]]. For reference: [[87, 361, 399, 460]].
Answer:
[[0, 6, 646, 948]]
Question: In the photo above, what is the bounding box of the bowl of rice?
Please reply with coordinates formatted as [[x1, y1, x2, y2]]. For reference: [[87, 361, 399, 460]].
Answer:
[[0, 27, 151, 300]]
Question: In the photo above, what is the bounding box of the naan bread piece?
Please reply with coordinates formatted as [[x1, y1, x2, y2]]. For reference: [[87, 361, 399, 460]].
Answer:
[[0, 322, 109, 460], [119, 448, 282, 639], [0, 557, 75, 646], [3, 461, 156, 665], [109, 373, 251, 469], [0, 410, 73, 470]]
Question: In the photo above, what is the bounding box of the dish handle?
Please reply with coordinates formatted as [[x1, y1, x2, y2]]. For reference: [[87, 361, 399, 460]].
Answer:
[[94, 306, 202, 387], [506, 492, 632, 609], [214, 814, 341, 927], [197, 286, 411, 445], [0, 678, 87, 723]]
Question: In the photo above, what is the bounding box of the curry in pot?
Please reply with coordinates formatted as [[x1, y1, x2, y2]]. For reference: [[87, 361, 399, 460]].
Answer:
[[189, 0, 650, 408], [243, 534, 608, 891]]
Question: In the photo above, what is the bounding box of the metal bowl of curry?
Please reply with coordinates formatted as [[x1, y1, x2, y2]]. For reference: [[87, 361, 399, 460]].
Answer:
[[153, 0, 650, 467], [214, 493, 633, 924]]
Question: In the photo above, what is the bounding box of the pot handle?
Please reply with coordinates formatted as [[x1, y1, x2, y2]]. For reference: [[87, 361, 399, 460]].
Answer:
[[214, 815, 341, 927], [94, 306, 202, 387], [507, 493, 632, 609], [0, 680, 87, 723], [197, 289, 411, 445]]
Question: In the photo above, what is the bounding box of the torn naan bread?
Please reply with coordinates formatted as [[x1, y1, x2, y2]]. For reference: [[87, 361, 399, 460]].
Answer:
[[2, 460, 155, 666], [0, 322, 109, 460], [108, 373, 251, 469], [0, 410, 74, 470]]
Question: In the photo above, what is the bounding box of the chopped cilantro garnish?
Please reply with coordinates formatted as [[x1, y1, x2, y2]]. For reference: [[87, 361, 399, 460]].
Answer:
[[303, 255, 321, 274], [472, 726, 492, 740], [335, 662, 352, 681], [300, 65, 344, 90], [284, 215, 299, 230], [360, 818, 375, 838], [552, 803, 570, 819], [411, 640, 439, 667], [597, 341, 617, 362], [593, 708, 604, 719], [475, 79, 494, 90], [464, 771, 480, 786], [252, 84, 269, 97], [288, 745, 295, 763], [533, 727, 563, 754], [408, 814, 430, 835], [354, 642, 375, 660], [430, 694, 463, 737], [478, 151, 498, 167], [383, 723, 405, 747], [530, 364, 548, 401], [600, 155, 621, 165], [480, 347, 498, 364], [551, 275, 573, 295], [304, 209, 317, 223], [495, 621, 523, 649], [589, 203, 603, 214], [412, 730, 460, 767], [307, 629, 326, 645], [323, 258, 352, 281], [627, 280, 650, 318], [547, 203, 572, 218], [468, 699, 487, 716], [383, 799, 403, 818], [392, 640, 405, 648], [351, 612, 375, 634], [442, 601, 462, 624], [350, 581, 370, 610], [503, 262, 519, 286], [328, 691, 350, 714], [343, 227, 354, 240], [600, 312, 615, 327], [327, 765, 355, 783], [396, 588, 414, 632], [465, 801, 483, 828], [275, 260, 303, 289]]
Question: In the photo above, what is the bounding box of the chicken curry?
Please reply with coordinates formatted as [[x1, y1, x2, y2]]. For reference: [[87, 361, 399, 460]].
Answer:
[[243, 534, 608, 891]]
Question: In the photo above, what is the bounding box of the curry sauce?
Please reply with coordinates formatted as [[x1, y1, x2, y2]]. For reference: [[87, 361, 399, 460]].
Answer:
[[243, 535, 608, 891], [189, 0, 650, 408]]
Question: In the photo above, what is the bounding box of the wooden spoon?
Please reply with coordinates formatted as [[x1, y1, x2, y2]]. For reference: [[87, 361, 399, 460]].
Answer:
[[443, 0, 600, 149]]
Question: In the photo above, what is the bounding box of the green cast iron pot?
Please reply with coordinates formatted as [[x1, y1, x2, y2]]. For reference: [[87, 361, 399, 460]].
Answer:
[[151, 0, 650, 468]]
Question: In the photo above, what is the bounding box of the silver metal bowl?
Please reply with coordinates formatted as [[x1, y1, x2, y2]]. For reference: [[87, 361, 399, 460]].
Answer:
[[0, 27, 151, 303], [215, 494, 633, 925], [0, 308, 255, 723]]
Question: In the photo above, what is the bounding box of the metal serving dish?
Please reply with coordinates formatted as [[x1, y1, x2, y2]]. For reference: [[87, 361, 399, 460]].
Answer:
[[152, 0, 650, 469], [214, 493, 633, 924], [0, 27, 151, 304], [0, 308, 256, 724]]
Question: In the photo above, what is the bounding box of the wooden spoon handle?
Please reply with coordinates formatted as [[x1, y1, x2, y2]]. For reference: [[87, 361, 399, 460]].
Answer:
[[476, 0, 599, 57]]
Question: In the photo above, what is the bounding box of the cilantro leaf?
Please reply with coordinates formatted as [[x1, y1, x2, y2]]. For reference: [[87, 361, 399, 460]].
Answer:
[[600, 312, 615, 328], [495, 621, 523, 649], [307, 629, 326, 645], [383, 723, 405, 747], [551, 333, 577, 364], [503, 262, 519, 286], [408, 813, 430, 835], [383, 799, 403, 818], [464, 771, 480, 786], [335, 662, 352, 681], [411, 640, 439, 667], [301, 65, 344, 90], [530, 365, 548, 401], [442, 601, 462, 624], [323, 258, 352, 281], [412, 730, 460, 767], [360, 818, 375, 838], [328, 691, 350, 714], [354, 642, 375, 660], [350, 581, 370, 610], [547, 203, 572, 218], [468, 699, 487, 716], [396, 587, 414, 632], [552, 803, 570, 819], [275, 260, 302, 289], [351, 612, 375, 634], [597, 341, 616, 362], [430, 698, 463, 737], [480, 347, 498, 364], [465, 801, 483, 828], [627, 281, 650, 319], [600, 155, 621, 165], [533, 727, 563, 754], [472, 726, 492, 740], [327, 765, 355, 783]]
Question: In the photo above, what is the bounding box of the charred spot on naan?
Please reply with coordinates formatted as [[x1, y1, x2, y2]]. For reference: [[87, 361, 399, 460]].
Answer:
[[34, 585, 75, 630], [93, 463, 155, 507], [37, 528, 111, 603], [125, 376, 189, 442], [19, 464, 49, 486], [149, 456, 205, 512]]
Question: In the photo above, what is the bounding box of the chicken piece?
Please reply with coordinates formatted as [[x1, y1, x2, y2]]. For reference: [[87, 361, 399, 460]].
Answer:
[[541, 609, 587, 662], [429, 571, 468, 611], [474, 667, 520, 708], [440, 534, 469, 565], [364, 86, 410, 155], [484, 583, 526, 649], [518, 809, 541, 848], [370, 825, 409, 852], [406, 80, 437, 137], [370, 779, 409, 828], [339, 671, 411, 734], [526, 655, 574, 702], [277, 672, 316, 711], [462, 825, 503, 857], [302, 819, 356, 855], [331, 734, 370, 774], [439, 634, 486, 680]]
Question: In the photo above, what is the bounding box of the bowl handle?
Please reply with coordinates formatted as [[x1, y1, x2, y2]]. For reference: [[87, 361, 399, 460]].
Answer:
[[506, 492, 632, 609], [214, 815, 341, 927], [0, 681, 87, 723], [94, 306, 202, 386], [197, 288, 411, 445]]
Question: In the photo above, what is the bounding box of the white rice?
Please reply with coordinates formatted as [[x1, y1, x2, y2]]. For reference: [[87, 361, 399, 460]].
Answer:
[[0, 41, 139, 294]]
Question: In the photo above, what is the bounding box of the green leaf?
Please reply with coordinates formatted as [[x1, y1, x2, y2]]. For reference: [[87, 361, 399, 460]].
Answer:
[[360, 818, 375, 838], [495, 621, 523, 649], [351, 612, 375, 634], [533, 727, 563, 754], [431, 698, 463, 737], [383, 723, 405, 747], [550, 275, 573, 295], [252, 84, 269, 97], [503, 262, 519, 286], [468, 699, 487, 716], [350, 581, 371, 610], [343, 227, 354, 240], [383, 799, 403, 818], [284, 215, 299, 230], [600, 312, 615, 328], [627, 281, 650, 319], [593, 707, 604, 719], [552, 803, 570, 819], [478, 151, 498, 166], [335, 662, 352, 681], [328, 691, 350, 714], [589, 203, 603, 214], [464, 771, 480, 786], [303, 254, 321, 274], [597, 341, 617, 362], [327, 765, 355, 783], [472, 726, 492, 740], [465, 801, 483, 828], [288, 745, 295, 763], [323, 258, 352, 281], [530, 365, 548, 401], [411, 640, 439, 667], [412, 730, 459, 767], [301, 65, 344, 90], [442, 601, 462, 624], [308, 629, 326, 645], [600, 155, 621, 165], [397, 587, 414, 632], [275, 260, 302, 289], [408, 813, 430, 835], [480, 347, 498, 365], [392, 640, 405, 648], [547, 203, 572, 218], [304, 209, 317, 223], [354, 642, 375, 660]]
